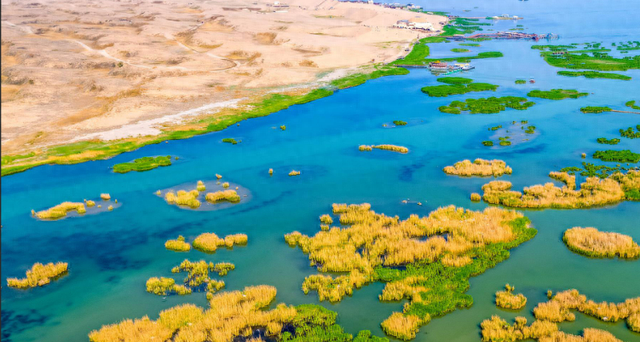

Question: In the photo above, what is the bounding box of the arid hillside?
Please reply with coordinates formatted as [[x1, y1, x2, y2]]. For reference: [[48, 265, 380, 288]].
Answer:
[[1, 0, 444, 155]]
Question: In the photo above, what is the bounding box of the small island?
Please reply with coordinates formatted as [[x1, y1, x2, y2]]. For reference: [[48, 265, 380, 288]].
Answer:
[[113, 156, 172, 173], [439, 96, 535, 114], [7, 262, 69, 289], [443, 158, 512, 177], [421, 77, 498, 97], [495, 284, 527, 310], [527, 89, 588, 100], [563, 227, 639, 259]]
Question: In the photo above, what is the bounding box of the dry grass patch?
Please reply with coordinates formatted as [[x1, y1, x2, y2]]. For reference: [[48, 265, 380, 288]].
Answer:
[[34, 202, 86, 219], [193, 232, 248, 253], [289, 170, 301, 176], [165, 235, 192, 252], [146, 277, 192, 296], [360, 144, 409, 153], [481, 171, 639, 209], [7, 262, 68, 289], [496, 284, 527, 310], [205, 190, 240, 203], [165, 189, 200, 209], [444, 159, 512, 177], [563, 227, 640, 259]]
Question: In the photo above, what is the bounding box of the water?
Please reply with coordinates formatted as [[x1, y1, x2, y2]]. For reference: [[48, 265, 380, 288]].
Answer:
[[2, 0, 640, 341]]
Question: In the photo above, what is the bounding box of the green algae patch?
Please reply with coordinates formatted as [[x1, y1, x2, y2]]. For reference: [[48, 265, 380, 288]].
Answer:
[[421, 82, 498, 97], [593, 150, 640, 163], [581, 106, 612, 113], [89, 285, 387, 342], [439, 97, 535, 114], [113, 155, 172, 173], [286, 204, 536, 340], [527, 89, 588, 100], [6, 262, 69, 289], [558, 71, 631, 80], [481, 170, 640, 209], [563, 227, 639, 259]]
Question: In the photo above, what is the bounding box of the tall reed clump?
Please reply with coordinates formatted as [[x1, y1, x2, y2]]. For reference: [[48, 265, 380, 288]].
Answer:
[[563, 227, 640, 259], [444, 158, 512, 177], [285, 203, 537, 340], [165, 189, 201, 208], [146, 277, 192, 296], [165, 235, 192, 252], [193, 232, 248, 253], [6, 262, 69, 289], [481, 316, 558, 342], [496, 284, 527, 310], [171, 259, 235, 289], [481, 170, 640, 209], [34, 202, 86, 219], [205, 190, 241, 203]]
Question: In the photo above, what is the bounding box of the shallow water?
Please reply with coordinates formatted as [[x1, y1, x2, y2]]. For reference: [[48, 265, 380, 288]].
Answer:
[[2, 0, 640, 341]]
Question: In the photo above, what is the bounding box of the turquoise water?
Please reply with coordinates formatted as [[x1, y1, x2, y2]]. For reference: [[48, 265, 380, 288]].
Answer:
[[2, 0, 640, 341]]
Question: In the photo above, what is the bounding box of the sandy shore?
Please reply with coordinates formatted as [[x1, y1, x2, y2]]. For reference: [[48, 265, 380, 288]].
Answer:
[[1, 0, 445, 155]]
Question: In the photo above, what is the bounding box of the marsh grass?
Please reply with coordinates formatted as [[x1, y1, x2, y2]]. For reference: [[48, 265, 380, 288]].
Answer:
[[113, 156, 172, 173], [439, 97, 535, 114], [581, 106, 612, 113], [496, 284, 527, 310], [421, 82, 498, 97], [563, 227, 639, 259], [165, 189, 201, 208], [7, 262, 69, 289], [360, 145, 408, 153], [100, 193, 111, 200], [359, 145, 373, 151], [527, 89, 588, 100], [593, 150, 640, 163], [197, 180, 206, 192], [481, 171, 639, 209], [286, 204, 536, 339], [165, 236, 192, 252], [289, 170, 301, 176], [443, 159, 512, 177], [146, 277, 192, 296], [319, 214, 333, 224], [193, 232, 248, 253], [35, 202, 86, 220], [205, 190, 241, 203]]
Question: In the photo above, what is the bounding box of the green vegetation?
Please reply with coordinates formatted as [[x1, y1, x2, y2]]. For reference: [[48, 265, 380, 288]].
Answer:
[[593, 150, 640, 163], [527, 89, 588, 100], [459, 43, 480, 47], [3, 64, 410, 177], [439, 97, 535, 114], [221, 138, 238, 144], [436, 77, 473, 85], [515, 79, 526, 84], [421, 82, 498, 97], [580, 106, 612, 113], [524, 126, 536, 134], [531, 45, 577, 51], [557, 71, 631, 80], [626, 100, 640, 110], [112, 156, 172, 173], [6, 262, 69, 289], [286, 204, 536, 340], [538, 48, 640, 71], [489, 125, 502, 131], [393, 120, 407, 126], [482, 141, 494, 147], [451, 48, 470, 53], [597, 137, 620, 145], [620, 125, 640, 138], [425, 51, 503, 63], [560, 162, 636, 179]]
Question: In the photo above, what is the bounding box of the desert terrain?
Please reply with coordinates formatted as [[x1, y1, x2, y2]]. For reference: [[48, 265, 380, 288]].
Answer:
[[1, 0, 444, 156]]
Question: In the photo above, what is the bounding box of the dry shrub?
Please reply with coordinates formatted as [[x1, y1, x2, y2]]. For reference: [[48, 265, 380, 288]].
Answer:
[[255, 32, 277, 45], [89, 286, 295, 342], [563, 227, 640, 259], [299, 60, 318, 67], [444, 158, 513, 177], [6, 262, 68, 289], [35, 202, 86, 219], [481, 171, 638, 209], [471, 193, 482, 201]]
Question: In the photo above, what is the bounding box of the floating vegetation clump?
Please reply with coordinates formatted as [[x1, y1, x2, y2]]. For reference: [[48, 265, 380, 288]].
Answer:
[[205, 190, 241, 203], [6, 262, 69, 289], [289, 170, 301, 176], [451, 48, 470, 53], [557, 71, 631, 80], [593, 150, 640, 163], [193, 232, 248, 253], [421, 82, 498, 97], [285, 204, 536, 340], [481, 170, 640, 209], [360, 145, 409, 154], [393, 120, 408, 126], [515, 79, 527, 84], [280, 125, 286, 130], [581, 106, 612, 113], [626, 100, 640, 110], [165, 235, 191, 252], [560, 162, 637, 179], [439, 97, 535, 114], [483, 141, 494, 146], [537, 47, 640, 71], [620, 125, 640, 138], [89, 286, 385, 342], [563, 227, 640, 259], [527, 89, 588, 100], [443, 159, 512, 177], [597, 137, 620, 145], [471, 193, 482, 201], [222, 138, 238, 144], [145, 277, 191, 296], [34, 202, 86, 220], [171, 259, 235, 289], [196, 180, 206, 192], [85, 200, 95, 207], [165, 189, 201, 208], [112, 156, 172, 173], [319, 214, 333, 224], [100, 193, 111, 200], [496, 284, 527, 310], [482, 289, 640, 341]]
